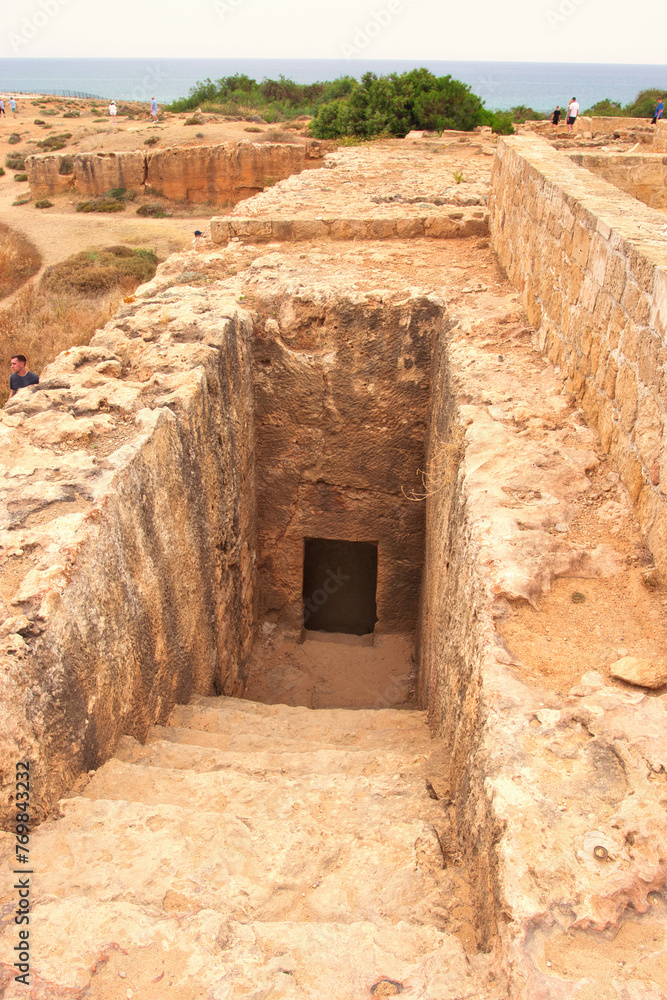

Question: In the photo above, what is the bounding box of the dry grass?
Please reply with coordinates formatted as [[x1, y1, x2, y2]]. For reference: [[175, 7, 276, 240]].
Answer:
[[0, 284, 124, 405], [0, 223, 42, 301]]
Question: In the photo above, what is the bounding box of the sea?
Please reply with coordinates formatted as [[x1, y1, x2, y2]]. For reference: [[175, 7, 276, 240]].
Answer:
[[0, 58, 665, 112]]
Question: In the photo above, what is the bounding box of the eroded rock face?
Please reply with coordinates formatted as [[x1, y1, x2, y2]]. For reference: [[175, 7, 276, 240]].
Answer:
[[26, 141, 329, 204], [250, 290, 442, 633], [0, 287, 256, 824]]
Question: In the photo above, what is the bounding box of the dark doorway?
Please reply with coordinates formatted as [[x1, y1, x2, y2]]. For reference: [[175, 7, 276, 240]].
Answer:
[[302, 538, 378, 635]]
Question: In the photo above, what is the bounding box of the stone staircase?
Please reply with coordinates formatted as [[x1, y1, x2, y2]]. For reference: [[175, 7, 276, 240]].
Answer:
[[1, 696, 505, 999]]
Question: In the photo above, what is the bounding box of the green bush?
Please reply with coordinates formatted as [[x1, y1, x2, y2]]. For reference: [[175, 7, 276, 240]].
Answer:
[[310, 69, 486, 139], [624, 88, 667, 118], [509, 105, 547, 123], [5, 153, 26, 170], [0, 166, 4, 177], [168, 72, 358, 118], [13, 173, 28, 182], [584, 98, 624, 116], [34, 119, 46, 125], [480, 109, 515, 135], [12, 196, 31, 206], [75, 198, 125, 213], [35, 199, 53, 209], [7, 134, 21, 145], [136, 203, 169, 217], [37, 132, 72, 152], [62, 110, 80, 118], [144, 135, 159, 146]]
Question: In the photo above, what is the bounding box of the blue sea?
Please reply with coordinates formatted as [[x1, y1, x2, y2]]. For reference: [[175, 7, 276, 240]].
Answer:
[[0, 58, 665, 112]]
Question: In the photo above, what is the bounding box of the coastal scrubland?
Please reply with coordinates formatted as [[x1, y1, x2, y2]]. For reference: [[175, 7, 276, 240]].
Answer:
[[0, 222, 41, 300]]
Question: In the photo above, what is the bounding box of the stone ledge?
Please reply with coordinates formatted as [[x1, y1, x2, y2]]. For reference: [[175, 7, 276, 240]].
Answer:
[[210, 210, 489, 243]]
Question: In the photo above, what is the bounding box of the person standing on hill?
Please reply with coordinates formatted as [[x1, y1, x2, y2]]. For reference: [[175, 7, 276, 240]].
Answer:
[[109, 100, 117, 120], [150, 97, 158, 123], [566, 96, 579, 133], [552, 105, 561, 126], [652, 98, 664, 124], [9, 356, 39, 398], [9, 97, 16, 115]]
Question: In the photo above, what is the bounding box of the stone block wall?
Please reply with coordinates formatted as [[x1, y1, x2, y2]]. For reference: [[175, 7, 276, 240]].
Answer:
[[655, 119, 667, 151], [26, 141, 329, 205], [568, 151, 667, 209], [0, 288, 256, 825], [490, 135, 667, 574]]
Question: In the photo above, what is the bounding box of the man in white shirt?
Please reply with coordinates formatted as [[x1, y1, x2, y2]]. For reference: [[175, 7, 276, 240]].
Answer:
[[567, 97, 579, 133]]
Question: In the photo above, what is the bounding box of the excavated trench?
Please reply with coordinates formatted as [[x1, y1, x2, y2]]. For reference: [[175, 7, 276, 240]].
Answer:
[[242, 290, 443, 713]]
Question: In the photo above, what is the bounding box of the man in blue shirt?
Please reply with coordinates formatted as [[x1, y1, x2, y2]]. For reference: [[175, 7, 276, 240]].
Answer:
[[9, 355, 39, 397], [150, 97, 158, 123], [652, 99, 664, 125]]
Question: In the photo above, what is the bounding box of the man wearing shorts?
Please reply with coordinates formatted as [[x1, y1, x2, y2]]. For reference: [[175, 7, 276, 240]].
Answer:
[[567, 97, 579, 133], [652, 98, 664, 125], [150, 97, 158, 123], [109, 100, 117, 120]]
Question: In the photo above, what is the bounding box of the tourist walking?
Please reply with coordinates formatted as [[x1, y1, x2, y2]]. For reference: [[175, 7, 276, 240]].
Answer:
[[0, 100, 5, 117], [150, 97, 158, 123], [552, 105, 561, 126], [566, 97, 579, 133], [109, 100, 117, 120], [652, 98, 664, 124], [9, 97, 16, 115], [9, 356, 39, 398]]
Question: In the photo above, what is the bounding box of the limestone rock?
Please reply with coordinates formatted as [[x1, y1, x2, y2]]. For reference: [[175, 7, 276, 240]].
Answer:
[[610, 655, 667, 688]]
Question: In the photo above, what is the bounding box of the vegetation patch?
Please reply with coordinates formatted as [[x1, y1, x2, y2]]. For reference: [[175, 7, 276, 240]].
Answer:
[[37, 132, 72, 152], [33, 119, 47, 125], [35, 200, 53, 209], [13, 173, 28, 183], [76, 198, 125, 213], [144, 135, 159, 146], [62, 110, 80, 118], [12, 197, 31, 207], [58, 156, 74, 175], [42, 246, 158, 296], [136, 203, 169, 218], [6, 153, 26, 170], [584, 89, 667, 117], [7, 134, 22, 145], [0, 223, 42, 300]]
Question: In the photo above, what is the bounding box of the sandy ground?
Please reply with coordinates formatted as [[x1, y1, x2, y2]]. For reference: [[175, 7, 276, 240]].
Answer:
[[0, 97, 307, 271]]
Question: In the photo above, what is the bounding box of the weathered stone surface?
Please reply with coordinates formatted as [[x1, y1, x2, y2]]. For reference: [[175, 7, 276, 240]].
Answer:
[[26, 140, 329, 204], [0, 288, 256, 825], [490, 134, 667, 575], [610, 655, 667, 688]]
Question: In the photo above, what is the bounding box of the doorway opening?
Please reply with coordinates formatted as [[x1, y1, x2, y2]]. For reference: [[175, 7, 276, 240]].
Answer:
[[302, 538, 378, 635]]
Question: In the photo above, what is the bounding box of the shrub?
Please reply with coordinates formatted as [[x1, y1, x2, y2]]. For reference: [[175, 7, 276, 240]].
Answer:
[[144, 135, 159, 146], [37, 132, 72, 152], [310, 69, 486, 139], [584, 98, 624, 116], [509, 105, 547, 123], [107, 187, 126, 200], [136, 203, 169, 217], [624, 88, 667, 118], [8, 134, 21, 145], [75, 198, 125, 213], [244, 126, 263, 132], [0, 167, 4, 177], [34, 119, 46, 125], [42, 246, 158, 295], [5, 153, 26, 170], [58, 156, 74, 175], [62, 110, 80, 118], [12, 197, 31, 206], [14, 173, 28, 182], [184, 114, 204, 125], [35, 199, 53, 209]]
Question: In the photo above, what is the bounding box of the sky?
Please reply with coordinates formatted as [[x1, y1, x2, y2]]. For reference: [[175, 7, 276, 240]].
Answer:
[[1, 0, 666, 64]]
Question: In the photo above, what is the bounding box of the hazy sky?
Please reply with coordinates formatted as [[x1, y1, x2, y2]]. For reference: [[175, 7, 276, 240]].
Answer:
[[2, 0, 665, 63]]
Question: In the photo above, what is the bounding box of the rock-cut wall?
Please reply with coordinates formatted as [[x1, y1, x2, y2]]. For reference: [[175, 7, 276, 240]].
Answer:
[[490, 135, 667, 576], [25, 141, 329, 205], [0, 287, 256, 825]]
